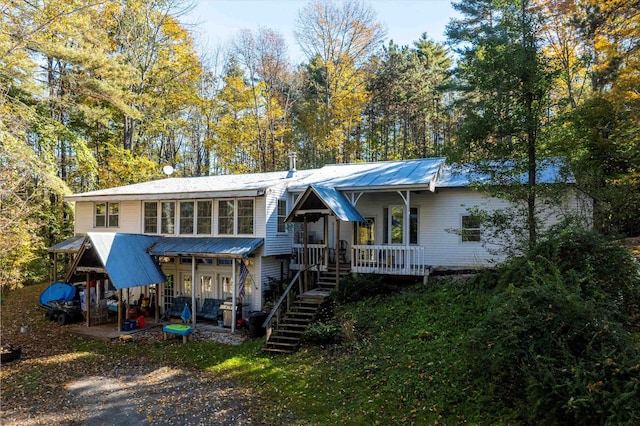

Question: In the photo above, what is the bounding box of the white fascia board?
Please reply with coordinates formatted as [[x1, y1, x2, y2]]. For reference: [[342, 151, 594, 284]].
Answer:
[[65, 189, 263, 202]]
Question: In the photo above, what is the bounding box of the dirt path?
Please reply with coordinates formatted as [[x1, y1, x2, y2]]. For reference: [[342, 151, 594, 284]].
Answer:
[[0, 284, 257, 425]]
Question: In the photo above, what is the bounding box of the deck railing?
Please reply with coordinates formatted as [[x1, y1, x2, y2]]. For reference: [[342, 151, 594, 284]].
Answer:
[[351, 245, 427, 276], [290, 244, 326, 271], [291, 243, 428, 276], [262, 270, 303, 341]]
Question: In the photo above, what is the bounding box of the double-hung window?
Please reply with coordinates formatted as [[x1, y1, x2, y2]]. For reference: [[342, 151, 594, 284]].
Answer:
[[218, 199, 254, 235], [161, 201, 175, 234], [461, 215, 481, 242], [95, 202, 119, 228], [179, 201, 194, 234], [237, 199, 254, 234], [277, 199, 287, 233], [218, 200, 234, 235], [197, 201, 212, 234], [144, 202, 158, 233]]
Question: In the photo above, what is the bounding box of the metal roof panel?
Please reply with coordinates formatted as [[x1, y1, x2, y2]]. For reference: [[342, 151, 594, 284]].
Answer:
[[49, 236, 85, 253], [148, 237, 264, 258], [87, 233, 166, 290]]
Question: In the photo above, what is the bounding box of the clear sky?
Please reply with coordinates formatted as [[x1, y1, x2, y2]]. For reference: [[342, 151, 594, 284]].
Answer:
[[185, 0, 460, 64]]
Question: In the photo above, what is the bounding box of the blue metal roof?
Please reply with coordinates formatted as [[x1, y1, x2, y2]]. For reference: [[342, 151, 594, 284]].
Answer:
[[436, 158, 576, 188], [87, 233, 166, 290], [285, 185, 366, 223], [290, 158, 447, 191], [148, 237, 264, 258]]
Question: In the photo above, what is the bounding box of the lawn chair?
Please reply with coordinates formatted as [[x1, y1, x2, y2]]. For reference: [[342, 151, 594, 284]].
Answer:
[[162, 304, 193, 344]]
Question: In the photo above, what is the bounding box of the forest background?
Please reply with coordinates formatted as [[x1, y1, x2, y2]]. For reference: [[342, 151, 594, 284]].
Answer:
[[1, 0, 638, 289]]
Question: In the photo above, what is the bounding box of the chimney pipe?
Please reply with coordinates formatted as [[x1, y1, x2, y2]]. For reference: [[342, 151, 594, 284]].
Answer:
[[288, 152, 297, 172]]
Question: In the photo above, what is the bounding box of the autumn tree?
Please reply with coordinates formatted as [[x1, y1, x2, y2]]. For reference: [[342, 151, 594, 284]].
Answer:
[[294, 0, 385, 166]]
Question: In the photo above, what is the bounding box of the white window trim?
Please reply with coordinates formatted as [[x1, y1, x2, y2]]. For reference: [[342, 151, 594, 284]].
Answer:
[[276, 199, 288, 234], [460, 214, 482, 243], [95, 201, 119, 229]]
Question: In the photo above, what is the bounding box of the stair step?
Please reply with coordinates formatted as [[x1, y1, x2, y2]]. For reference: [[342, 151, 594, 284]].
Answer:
[[262, 347, 296, 354], [268, 335, 300, 341]]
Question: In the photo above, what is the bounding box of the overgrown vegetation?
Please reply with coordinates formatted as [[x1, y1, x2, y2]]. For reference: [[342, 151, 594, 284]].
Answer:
[[3, 228, 639, 424]]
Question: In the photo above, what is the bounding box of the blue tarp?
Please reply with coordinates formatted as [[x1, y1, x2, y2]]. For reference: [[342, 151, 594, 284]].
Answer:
[[39, 281, 76, 307]]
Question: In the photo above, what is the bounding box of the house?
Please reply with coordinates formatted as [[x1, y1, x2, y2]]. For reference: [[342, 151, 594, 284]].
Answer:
[[50, 156, 589, 333]]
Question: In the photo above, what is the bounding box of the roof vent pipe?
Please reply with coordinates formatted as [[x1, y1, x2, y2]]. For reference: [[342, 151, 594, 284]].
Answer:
[[287, 152, 297, 178]]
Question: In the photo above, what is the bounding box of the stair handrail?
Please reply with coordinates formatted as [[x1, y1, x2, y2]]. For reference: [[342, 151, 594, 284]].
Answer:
[[262, 270, 301, 336]]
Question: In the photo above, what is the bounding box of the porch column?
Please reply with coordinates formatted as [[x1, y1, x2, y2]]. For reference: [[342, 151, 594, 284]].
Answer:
[[303, 215, 308, 291], [323, 216, 329, 268], [117, 289, 123, 332], [86, 272, 91, 327], [52, 253, 57, 282], [191, 256, 197, 329], [404, 190, 410, 274], [156, 282, 161, 322], [232, 258, 237, 333]]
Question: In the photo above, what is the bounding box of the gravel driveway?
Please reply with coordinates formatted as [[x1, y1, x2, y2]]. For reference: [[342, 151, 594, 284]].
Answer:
[[1, 285, 259, 426]]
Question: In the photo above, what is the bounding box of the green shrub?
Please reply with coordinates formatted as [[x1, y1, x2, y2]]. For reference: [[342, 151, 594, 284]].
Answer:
[[465, 227, 640, 424], [302, 321, 343, 345]]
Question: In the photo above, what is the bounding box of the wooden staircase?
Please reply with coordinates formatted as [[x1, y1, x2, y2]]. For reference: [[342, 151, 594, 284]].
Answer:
[[262, 264, 350, 354]]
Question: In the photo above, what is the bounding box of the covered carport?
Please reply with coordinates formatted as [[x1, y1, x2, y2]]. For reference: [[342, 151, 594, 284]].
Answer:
[[64, 233, 166, 331]]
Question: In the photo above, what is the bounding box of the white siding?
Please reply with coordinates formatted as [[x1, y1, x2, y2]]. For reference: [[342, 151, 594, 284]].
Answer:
[[74, 200, 141, 234], [263, 183, 295, 256], [260, 255, 289, 309]]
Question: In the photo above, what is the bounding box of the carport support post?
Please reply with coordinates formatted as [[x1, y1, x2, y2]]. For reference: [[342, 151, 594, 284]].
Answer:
[[191, 256, 197, 329], [86, 272, 91, 327], [303, 216, 308, 291], [232, 258, 237, 333], [117, 289, 123, 332]]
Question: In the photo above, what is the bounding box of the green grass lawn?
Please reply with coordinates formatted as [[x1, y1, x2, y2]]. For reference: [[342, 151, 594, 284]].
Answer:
[[72, 278, 514, 425]]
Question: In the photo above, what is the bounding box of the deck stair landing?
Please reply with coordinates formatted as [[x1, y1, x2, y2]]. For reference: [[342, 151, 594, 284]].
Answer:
[[262, 265, 349, 354]]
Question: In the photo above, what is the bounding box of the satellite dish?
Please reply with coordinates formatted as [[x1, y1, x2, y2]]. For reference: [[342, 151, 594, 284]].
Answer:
[[162, 165, 174, 176]]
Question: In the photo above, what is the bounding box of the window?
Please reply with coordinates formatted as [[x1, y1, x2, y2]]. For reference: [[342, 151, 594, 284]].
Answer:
[[95, 203, 106, 227], [218, 200, 234, 235], [144, 202, 157, 233], [220, 276, 233, 299], [462, 215, 481, 242], [237, 199, 254, 234], [95, 202, 119, 228], [356, 217, 376, 245], [277, 199, 287, 233], [161, 201, 175, 234], [383, 207, 418, 244], [179, 201, 194, 234], [108, 203, 119, 227], [197, 201, 212, 234]]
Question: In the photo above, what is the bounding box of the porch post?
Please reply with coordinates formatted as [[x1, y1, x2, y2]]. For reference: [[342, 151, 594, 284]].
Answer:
[[303, 215, 308, 292], [191, 256, 197, 329], [117, 288, 123, 332], [52, 253, 57, 282], [156, 282, 161, 322], [324, 216, 329, 268], [232, 258, 237, 333], [335, 216, 340, 291], [86, 272, 91, 327], [405, 190, 410, 274]]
